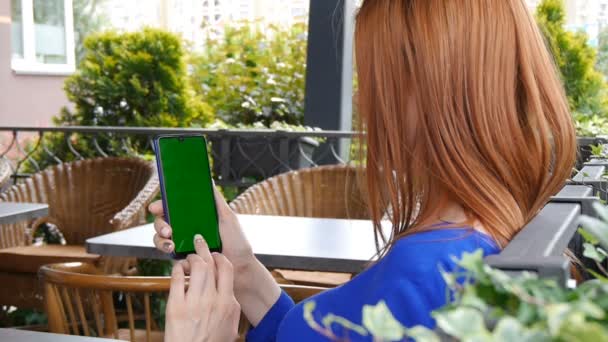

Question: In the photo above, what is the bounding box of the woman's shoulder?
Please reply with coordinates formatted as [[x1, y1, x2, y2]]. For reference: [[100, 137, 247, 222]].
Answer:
[[391, 227, 499, 254], [380, 228, 500, 275]]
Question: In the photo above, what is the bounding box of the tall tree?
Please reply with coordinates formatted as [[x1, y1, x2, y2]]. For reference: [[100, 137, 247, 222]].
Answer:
[[536, 0, 608, 116]]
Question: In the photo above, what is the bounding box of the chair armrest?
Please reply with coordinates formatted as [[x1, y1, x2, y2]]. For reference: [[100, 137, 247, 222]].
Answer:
[[110, 173, 160, 231]]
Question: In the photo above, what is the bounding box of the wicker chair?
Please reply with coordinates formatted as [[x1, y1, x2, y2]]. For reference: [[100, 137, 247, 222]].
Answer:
[[230, 164, 369, 220], [41, 262, 327, 342], [40, 262, 166, 342], [230, 165, 369, 287], [0, 157, 159, 309]]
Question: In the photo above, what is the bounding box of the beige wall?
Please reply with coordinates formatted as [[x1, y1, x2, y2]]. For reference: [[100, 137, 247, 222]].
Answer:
[[0, 0, 70, 127]]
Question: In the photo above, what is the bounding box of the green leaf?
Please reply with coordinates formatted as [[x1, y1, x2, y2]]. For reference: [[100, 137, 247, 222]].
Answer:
[[583, 243, 606, 263], [321, 314, 368, 337], [433, 307, 488, 339], [406, 326, 440, 342], [593, 201, 608, 223], [492, 317, 542, 341], [559, 320, 608, 342], [587, 269, 608, 284], [591, 144, 605, 157], [574, 301, 605, 320], [578, 227, 599, 244], [440, 268, 458, 288], [361, 300, 406, 341], [546, 303, 572, 336], [462, 333, 493, 342], [579, 215, 608, 251], [460, 288, 488, 312], [455, 249, 485, 276]]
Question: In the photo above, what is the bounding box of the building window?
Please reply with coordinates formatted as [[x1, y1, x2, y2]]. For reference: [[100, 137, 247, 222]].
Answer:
[[10, 0, 75, 75], [11, 0, 24, 59]]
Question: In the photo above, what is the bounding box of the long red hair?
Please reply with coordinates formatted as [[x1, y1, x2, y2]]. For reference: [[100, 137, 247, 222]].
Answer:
[[355, 0, 576, 251]]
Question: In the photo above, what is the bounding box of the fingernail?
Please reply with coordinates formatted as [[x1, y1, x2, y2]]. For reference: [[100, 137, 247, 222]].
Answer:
[[163, 242, 173, 251], [161, 227, 171, 237], [194, 234, 203, 242], [211, 252, 220, 256]]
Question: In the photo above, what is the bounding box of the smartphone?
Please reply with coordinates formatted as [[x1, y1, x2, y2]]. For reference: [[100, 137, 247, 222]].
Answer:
[[154, 134, 221, 258]]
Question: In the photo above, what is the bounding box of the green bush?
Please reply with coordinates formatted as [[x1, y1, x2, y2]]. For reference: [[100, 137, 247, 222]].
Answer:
[[536, 0, 608, 117], [26, 28, 213, 172], [63, 28, 212, 129], [189, 22, 307, 127]]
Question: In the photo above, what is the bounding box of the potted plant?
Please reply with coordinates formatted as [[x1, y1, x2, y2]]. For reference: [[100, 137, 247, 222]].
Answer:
[[574, 114, 608, 169], [207, 120, 320, 185]]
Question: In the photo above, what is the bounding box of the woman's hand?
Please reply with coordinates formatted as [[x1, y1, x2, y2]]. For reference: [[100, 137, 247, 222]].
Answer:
[[150, 186, 254, 271], [150, 186, 281, 326], [165, 235, 241, 342]]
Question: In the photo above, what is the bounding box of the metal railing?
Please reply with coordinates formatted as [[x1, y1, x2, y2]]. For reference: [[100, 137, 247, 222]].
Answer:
[[486, 155, 608, 286], [4, 126, 608, 284], [0, 126, 358, 188]]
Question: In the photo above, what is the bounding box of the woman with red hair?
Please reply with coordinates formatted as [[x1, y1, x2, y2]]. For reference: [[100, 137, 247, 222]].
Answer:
[[152, 0, 576, 340]]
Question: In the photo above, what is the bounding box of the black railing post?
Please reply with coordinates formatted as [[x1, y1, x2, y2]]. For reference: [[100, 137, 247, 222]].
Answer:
[[220, 134, 231, 186], [279, 135, 290, 174]]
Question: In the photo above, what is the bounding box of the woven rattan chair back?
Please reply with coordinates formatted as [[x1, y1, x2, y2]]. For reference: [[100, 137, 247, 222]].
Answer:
[[230, 165, 369, 220], [0, 157, 159, 247]]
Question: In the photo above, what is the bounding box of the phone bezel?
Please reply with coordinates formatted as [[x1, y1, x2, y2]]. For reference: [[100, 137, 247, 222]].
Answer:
[[153, 134, 222, 258]]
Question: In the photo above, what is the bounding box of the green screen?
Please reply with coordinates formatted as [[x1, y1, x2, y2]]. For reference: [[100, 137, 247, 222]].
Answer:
[[157, 135, 220, 253]]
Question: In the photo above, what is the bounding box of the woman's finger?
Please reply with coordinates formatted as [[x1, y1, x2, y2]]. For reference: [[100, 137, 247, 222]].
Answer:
[[153, 233, 174, 253], [185, 254, 208, 299], [148, 200, 164, 216], [154, 217, 172, 239], [213, 186, 233, 221], [193, 234, 213, 263], [212, 253, 234, 295], [168, 262, 185, 303], [179, 259, 191, 274]]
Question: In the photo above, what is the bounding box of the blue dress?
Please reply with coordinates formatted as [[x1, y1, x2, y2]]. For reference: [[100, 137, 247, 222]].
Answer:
[[247, 228, 500, 341]]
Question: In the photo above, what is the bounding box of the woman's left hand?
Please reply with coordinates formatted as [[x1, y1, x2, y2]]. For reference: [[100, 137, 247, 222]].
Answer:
[[164, 234, 241, 342]]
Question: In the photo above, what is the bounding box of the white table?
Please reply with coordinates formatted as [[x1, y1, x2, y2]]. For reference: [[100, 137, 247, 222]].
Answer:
[[87, 215, 388, 273], [0, 202, 49, 225], [0, 328, 121, 341]]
